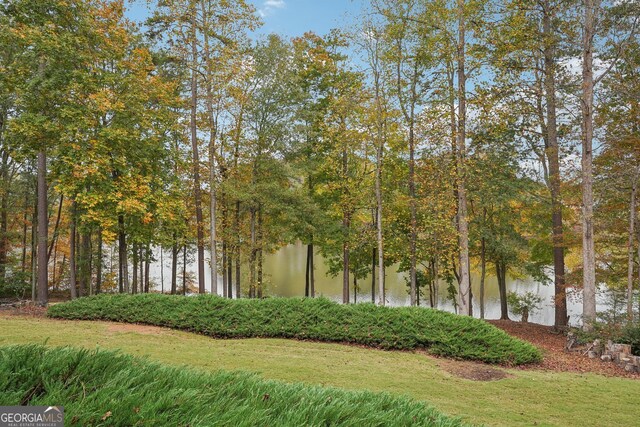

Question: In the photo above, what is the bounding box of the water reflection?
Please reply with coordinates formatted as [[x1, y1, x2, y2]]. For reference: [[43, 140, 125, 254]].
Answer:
[[153, 242, 589, 326]]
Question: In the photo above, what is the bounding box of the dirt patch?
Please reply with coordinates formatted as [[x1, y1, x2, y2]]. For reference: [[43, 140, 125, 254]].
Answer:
[[489, 319, 640, 379], [435, 359, 512, 381], [106, 323, 167, 335]]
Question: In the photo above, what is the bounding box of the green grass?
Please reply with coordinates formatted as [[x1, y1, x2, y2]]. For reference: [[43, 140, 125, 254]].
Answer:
[[2, 315, 639, 427], [0, 344, 468, 427], [47, 294, 541, 365]]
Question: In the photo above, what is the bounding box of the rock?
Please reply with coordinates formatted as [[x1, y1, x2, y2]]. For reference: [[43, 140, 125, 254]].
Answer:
[[624, 364, 637, 373], [610, 343, 632, 355], [601, 354, 612, 362], [588, 351, 597, 359]]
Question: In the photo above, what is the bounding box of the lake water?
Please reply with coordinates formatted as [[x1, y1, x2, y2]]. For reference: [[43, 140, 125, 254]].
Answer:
[[150, 242, 592, 326]]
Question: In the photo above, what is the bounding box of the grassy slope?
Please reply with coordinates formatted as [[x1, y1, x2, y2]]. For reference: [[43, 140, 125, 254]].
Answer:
[[1, 316, 638, 427], [47, 294, 541, 365], [0, 345, 466, 427]]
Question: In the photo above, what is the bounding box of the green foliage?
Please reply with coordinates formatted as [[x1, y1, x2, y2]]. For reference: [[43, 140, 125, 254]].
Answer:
[[0, 344, 470, 427], [48, 294, 541, 364], [507, 291, 542, 322], [0, 271, 29, 298]]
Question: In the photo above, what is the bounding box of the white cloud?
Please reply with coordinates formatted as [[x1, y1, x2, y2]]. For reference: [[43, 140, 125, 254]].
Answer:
[[259, 0, 286, 17]]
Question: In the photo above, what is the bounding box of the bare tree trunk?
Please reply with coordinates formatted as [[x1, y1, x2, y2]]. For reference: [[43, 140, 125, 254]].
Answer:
[[79, 231, 90, 297], [132, 242, 138, 295], [456, 0, 471, 316], [171, 236, 178, 295], [409, 123, 418, 307], [542, 0, 568, 329], [47, 194, 63, 262], [305, 243, 310, 297], [257, 207, 263, 299], [310, 243, 315, 297], [222, 241, 227, 298], [371, 247, 376, 303], [36, 151, 48, 306], [249, 206, 256, 299], [227, 248, 233, 298], [118, 214, 129, 293], [160, 247, 164, 293], [376, 136, 385, 306], [581, 0, 598, 330], [627, 179, 636, 318], [0, 150, 9, 280], [96, 230, 102, 294], [69, 203, 77, 299], [21, 190, 28, 273], [182, 244, 187, 295], [235, 200, 241, 299], [342, 141, 350, 304], [480, 236, 486, 319], [144, 244, 150, 293], [496, 261, 509, 320], [190, 7, 205, 294]]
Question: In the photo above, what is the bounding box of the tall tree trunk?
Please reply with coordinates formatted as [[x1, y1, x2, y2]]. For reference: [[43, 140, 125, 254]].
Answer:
[[30, 198, 36, 301], [0, 150, 9, 280], [182, 244, 187, 295], [257, 206, 263, 299], [222, 241, 227, 298], [235, 200, 241, 299], [171, 236, 178, 295], [353, 275, 357, 304], [305, 243, 310, 297], [496, 261, 509, 320], [160, 247, 164, 293], [21, 190, 28, 272], [139, 246, 144, 293], [249, 206, 256, 299], [95, 230, 102, 294], [144, 244, 150, 293], [36, 150, 48, 306], [543, 0, 568, 329], [376, 139, 385, 306], [47, 194, 63, 262], [190, 7, 205, 294], [69, 203, 77, 299], [202, 4, 218, 297], [480, 237, 486, 319], [309, 243, 315, 298], [408, 124, 418, 307], [581, 0, 598, 330], [118, 214, 128, 293], [456, 0, 471, 316], [342, 141, 350, 304], [627, 178, 637, 318], [371, 247, 376, 303], [227, 250, 233, 298], [79, 231, 90, 296], [132, 242, 138, 295]]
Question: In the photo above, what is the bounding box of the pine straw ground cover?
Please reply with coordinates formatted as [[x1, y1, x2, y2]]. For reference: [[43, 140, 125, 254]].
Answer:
[[47, 294, 541, 365], [0, 345, 469, 427]]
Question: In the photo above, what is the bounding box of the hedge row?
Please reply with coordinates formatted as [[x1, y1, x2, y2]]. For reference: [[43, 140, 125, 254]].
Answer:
[[47, 294, 542, 365]]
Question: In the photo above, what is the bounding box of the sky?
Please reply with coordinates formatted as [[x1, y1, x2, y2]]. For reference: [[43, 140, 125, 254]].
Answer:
[[124, 0, 366, 39]]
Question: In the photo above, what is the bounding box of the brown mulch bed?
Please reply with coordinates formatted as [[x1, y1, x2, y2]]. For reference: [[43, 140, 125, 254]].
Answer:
[[489, 319, 640, 379]]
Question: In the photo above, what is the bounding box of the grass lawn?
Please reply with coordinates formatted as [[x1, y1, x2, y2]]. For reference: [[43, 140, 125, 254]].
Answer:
[[2, 315, 638, 427]]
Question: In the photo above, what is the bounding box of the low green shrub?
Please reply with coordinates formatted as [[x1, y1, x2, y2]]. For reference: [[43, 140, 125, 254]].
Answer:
[[0, 345, 470, 426], [0, 271, 30, 299], [48, 294, 541, 365]]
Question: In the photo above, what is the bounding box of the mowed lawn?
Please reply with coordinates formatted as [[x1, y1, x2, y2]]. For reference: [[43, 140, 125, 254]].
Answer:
[[1, 315, 638, 427]]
